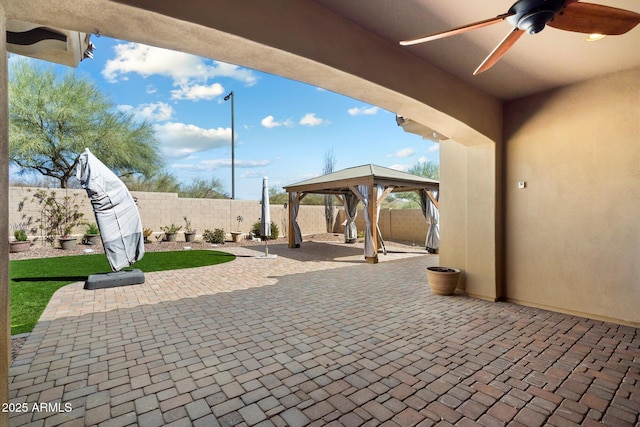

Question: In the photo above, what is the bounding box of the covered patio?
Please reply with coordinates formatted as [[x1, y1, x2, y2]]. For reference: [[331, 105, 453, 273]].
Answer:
[[284, 164, 439, 264], [9, 241, 640, 426]]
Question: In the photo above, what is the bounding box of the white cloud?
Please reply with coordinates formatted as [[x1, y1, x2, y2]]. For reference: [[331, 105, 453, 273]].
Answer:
[[348, 106, 379, 116], [170, 82, 224, 101], [154, 122, 231, 158], [427, 143, 440, 153], [261, 115, 293, 129], [299, 113, 328, 127], [210, 62, 258, 86], [117, 102, 175, 122], [389, 164, 410, 172], [261, 116, 279, 128], [102, 42, 258, 92], [387, 148, 415, 158]]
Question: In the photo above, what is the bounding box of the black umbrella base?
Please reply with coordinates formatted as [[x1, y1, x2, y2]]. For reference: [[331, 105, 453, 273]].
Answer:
[[84, 269, 145, 290]]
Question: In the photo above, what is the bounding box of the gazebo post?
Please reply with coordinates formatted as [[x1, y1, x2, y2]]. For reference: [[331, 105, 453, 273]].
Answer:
[[366, 184, 379, 264]]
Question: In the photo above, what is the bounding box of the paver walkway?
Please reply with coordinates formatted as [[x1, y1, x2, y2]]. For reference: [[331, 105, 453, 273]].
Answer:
[[8, 241, 640, 426]]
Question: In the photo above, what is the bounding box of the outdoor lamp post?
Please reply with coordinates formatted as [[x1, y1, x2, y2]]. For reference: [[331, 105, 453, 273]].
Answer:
[[224, 91, 235, 199]]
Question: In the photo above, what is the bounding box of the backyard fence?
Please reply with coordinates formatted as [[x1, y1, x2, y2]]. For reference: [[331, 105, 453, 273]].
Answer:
[[8, 187, 430, 246]]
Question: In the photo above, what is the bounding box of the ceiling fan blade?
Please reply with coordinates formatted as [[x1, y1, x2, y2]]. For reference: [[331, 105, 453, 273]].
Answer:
[[473, 28, 524, 75], [400, 12, 514, 46], [549, 2, 640, 35]]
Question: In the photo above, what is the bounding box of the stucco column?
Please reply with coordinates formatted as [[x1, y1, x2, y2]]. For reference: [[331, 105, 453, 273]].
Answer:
[[439, 139, 500, 301], [0, 4, 10, 423]]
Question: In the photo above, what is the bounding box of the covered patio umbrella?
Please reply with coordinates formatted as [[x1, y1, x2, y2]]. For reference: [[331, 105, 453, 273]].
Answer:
[[76, 148, 144, 271], [257, 176, 277, 259]]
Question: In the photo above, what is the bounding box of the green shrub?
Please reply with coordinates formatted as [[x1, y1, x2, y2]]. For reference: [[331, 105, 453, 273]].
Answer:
[[251, 221, 279, 240], [31, 189, 85, 241], [203, 228, 226, 244], [85, 222, 100, 235], [161, 223, 182, 234], [14, 229, 28, 242]]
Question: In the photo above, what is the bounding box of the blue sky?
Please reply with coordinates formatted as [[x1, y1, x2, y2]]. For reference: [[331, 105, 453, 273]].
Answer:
[[16, 36, 439, 200]]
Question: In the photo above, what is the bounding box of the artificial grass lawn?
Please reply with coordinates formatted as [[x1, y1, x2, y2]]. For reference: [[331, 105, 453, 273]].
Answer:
[[10, 250, 235, 335]]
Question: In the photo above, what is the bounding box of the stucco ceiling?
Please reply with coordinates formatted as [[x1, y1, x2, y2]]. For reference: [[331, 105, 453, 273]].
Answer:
[[312, 0, 640, 100]]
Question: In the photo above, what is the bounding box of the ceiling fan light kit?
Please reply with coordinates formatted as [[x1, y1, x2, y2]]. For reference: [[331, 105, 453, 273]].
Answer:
[[586, 33, 605, 41], [400, 0, 640, 74]]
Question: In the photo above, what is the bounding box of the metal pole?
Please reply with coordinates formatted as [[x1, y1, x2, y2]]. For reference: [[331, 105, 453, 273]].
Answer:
[[224, 91, 235, 199]]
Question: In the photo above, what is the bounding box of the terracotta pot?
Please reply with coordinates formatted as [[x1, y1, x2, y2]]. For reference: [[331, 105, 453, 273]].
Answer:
[[9, 240, 31, 253], [426, 267, 461, 295], [184, 232, 196, 243]]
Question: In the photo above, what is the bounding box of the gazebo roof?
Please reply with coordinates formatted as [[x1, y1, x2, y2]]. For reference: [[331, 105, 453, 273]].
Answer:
[[283, 164, 439, 195]]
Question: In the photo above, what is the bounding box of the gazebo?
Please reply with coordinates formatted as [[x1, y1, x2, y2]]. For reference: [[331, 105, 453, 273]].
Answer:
[[283, 164, 439, 263]]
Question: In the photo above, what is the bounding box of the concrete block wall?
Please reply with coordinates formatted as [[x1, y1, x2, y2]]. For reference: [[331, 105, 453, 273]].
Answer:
[[8, 187, 431, 245], [8, 187, 96, 241], [7, 187, 333, 243], [334, 207, 431, 246]]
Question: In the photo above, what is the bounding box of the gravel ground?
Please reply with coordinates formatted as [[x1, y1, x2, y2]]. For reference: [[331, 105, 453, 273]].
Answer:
[[9, 233, 320, 261], [10, 233, 421, 360]]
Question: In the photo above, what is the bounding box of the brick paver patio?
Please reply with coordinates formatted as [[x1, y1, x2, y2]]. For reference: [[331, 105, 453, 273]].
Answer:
[[8, 241, 640, 426]]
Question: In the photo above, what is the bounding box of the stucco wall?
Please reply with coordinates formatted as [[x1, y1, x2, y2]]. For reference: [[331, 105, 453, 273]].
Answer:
[[503, 68, 640, 326]]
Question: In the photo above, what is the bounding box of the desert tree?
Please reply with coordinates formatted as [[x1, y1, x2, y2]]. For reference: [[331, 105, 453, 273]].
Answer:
[[9, 61, 163, 188], [388, 160, 440, 208], [179, 177, 229, 199], [323, 148, 337, 232]]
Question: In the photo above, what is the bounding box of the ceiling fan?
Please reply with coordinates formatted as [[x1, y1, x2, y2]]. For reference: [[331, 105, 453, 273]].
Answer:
[[400, 0, 640, 75]]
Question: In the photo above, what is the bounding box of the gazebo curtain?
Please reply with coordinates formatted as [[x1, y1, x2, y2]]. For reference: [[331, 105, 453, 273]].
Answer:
[[419, 189, 439, 253], [376, 185, 387, 255], [342, 192, 359, 243], [357, 185, 375, 257], [290, 191, 303, 247]]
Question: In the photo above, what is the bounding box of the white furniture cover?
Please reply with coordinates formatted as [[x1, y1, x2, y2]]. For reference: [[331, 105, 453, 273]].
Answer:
[[76, 148, 144, 271]]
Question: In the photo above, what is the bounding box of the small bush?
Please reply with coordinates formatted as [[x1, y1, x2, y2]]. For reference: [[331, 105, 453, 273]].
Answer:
[[203, 228, 225, 244], [85, 223, 100, 235], [161, 223, 182, 234], [14, 229, 28, 242], [251, 221, 279, 240]]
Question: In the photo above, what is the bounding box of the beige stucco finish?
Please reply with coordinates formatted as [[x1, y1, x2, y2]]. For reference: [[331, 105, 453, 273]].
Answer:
[[439, 140, 501, 301], [504, 68, 640, 326]]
